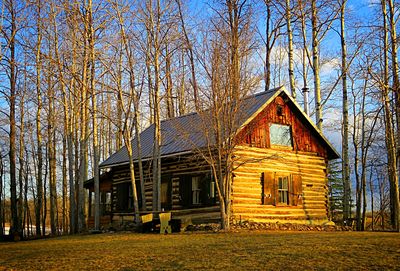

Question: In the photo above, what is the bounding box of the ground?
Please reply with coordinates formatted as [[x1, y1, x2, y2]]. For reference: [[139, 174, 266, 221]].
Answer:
[[0, 231, 399, 270]]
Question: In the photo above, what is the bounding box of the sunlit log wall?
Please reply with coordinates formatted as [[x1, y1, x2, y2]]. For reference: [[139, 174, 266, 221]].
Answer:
[[232, 94, 331, 224], [232, 146, 329, 224]]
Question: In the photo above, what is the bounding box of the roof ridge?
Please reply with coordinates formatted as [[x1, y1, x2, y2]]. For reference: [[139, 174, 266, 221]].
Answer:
[[245, 87, 283, 99], [161, 87, 283, 124], [161, 111, 198, 123]]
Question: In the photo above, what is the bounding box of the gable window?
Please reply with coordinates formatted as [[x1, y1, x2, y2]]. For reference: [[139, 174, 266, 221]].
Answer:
[[270, 124, 292, 147], [261, 172, 302, 206]]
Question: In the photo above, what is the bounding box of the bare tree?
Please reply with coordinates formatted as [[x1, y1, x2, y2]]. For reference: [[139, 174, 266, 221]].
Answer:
[[285, 0, 296, 98], [110, 0, 142, 221], [78, 1, 90, 232], [176, 0, 199, 111], [260, 0, 284, 91], [380, 0, 399, 232], [2, 0, 20, 239], [195, 0, 257, 230], [339, 0, 351, 224], [387, 0, 400, 231]]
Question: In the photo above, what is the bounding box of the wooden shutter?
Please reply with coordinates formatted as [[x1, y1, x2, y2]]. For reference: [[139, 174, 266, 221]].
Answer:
[[179, 175, 192, 208], [291, 174, 303, 206], [263, 171, 275, 205]]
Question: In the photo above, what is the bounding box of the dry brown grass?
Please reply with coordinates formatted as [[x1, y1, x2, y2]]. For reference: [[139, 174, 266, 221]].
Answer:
[[0, 231, 399, 270]]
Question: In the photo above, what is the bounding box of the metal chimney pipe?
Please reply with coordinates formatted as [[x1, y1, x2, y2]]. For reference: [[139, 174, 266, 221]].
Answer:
[[302, 87, 309, 115]]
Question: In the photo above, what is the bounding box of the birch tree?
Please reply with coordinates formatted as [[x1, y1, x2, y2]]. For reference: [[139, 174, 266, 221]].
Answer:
[[285, 0, 296, 98], [196, 0, 257, 230], [1, 0, 20, 238], [110, 0, 142, 221], [34, 0, 44, 236], [340, 0, 351, 224], [381, 0, 399, 232]]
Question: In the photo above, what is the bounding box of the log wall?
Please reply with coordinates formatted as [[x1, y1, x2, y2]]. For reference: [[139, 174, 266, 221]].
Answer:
[[110, 155, 220, 224], [232, 145, 329, 224]]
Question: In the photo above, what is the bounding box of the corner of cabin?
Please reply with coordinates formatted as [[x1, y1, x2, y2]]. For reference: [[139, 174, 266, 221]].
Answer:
[[232, 92, 333, 225]]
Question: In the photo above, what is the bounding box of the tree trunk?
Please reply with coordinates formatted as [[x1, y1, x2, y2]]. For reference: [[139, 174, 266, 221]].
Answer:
[[8, 0, 20, 239], [126, 142, 140, 224], [134, 108, 146, 210], [165, 44, 175, 119], [264, 0, 271, 91], [285, 0, 296, 98], [78, 21, 89, 232], [369, 169, 374, 231], [47, 47, 58, 236], [0, 153, 3, 235], [112, 0, 144, 215], [311, 0, 322, 130], [65, 1, 78, 234], [87, 0, 100, 231], [178, 50, 186, 116], [176, 0, 199, 111], [381, 0, 399, 232], [151, 0, 162, 212], [340, 0, 351, 224], [387, 0, 400, 232]]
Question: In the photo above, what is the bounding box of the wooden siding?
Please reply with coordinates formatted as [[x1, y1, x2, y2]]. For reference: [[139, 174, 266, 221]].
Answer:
[[238, 95, 328, 158], [110, 156, 220, 224], [232, 145, 329, 224]]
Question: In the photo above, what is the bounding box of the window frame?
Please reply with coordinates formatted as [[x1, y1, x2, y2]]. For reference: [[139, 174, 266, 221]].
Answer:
[[192, 176, 202, 205], [277, 176, 290, 206], [262, 172, 302, 207], [180, 172, 216, 208], [269, 123, 293, 148]]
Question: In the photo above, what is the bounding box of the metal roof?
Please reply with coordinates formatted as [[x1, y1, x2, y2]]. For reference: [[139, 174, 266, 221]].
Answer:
[[100, 87, 339, 168]]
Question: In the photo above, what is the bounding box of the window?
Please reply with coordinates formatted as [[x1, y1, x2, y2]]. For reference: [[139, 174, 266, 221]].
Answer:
[[270, 124, 292, 147], [89, 191, 112, 216], [90, 192, 95, 217], [128, 185, 133, 209], [105, 192, 112, 213], [161, 177, 172, 211], [192, 176, 201, 205], [100, 191, 112, 215], [179, 173, 216, 208], [116, 182, 133, 212], [262, 172, 302, 206], [278, 176, 289, 205]]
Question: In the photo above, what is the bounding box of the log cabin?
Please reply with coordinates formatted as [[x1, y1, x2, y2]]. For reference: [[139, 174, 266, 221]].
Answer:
[[85, 86, 339, 228]]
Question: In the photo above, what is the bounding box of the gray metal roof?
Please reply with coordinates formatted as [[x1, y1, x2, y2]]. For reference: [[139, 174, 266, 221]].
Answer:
[[100, 87, 339, 168]]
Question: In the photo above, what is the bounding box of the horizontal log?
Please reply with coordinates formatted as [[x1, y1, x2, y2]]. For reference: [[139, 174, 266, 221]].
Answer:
[[231, 216, 329, 224], [234, 146, 326, 162], [233, 159, 326, 172], [232, 212, 327, 219]]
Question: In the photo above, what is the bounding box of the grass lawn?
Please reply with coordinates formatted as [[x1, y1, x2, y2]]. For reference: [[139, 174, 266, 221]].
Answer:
[[0, 231, 399, 270]]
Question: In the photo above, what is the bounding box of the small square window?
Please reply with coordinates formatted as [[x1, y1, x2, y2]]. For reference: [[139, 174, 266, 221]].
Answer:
[[270, 124, 292, 147]]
